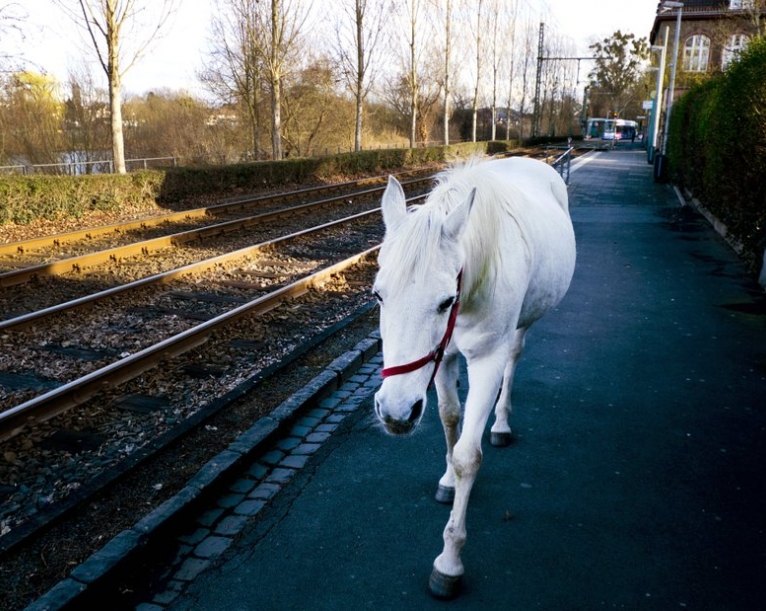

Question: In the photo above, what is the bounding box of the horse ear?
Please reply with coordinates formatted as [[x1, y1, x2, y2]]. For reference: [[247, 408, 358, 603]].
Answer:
[[381, 175, 407, 232], [442, 188, 475, 243]]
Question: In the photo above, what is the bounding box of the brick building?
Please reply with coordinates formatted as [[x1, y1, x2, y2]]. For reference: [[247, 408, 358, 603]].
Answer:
[[650, 0, 765, 79], [646, 0, 764, 165]]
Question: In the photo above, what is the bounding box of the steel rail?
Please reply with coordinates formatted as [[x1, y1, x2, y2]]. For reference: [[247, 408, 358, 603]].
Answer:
[[0, 246, 380, 442], [0, 194, 426, 332], [0, 168, 432, 257], [0, 211, 376, 330]]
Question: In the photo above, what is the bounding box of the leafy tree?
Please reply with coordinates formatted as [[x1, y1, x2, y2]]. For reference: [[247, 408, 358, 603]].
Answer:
[[588, 30, 649, 118], [1, 71, 65, 167]]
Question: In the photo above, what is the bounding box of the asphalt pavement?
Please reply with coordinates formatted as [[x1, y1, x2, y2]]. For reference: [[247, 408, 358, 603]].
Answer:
[[165, 146, 766, 611]]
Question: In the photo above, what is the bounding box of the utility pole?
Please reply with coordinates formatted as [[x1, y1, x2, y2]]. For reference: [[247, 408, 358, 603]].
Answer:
[[532, 22, 544, 138], [532, 22, 595, 138]]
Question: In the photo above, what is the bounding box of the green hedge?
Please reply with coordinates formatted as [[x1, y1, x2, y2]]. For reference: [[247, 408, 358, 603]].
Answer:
[[667, 36, 766, 272], [0, 141, 527, 227], [0, 172, 163, 225]]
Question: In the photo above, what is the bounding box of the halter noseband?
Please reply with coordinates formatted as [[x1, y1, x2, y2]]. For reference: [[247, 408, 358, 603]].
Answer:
[[380, 270, 463, 390]]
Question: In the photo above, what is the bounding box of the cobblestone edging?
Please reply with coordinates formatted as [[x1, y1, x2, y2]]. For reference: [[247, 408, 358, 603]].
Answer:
[[25, 335, 384, 611]]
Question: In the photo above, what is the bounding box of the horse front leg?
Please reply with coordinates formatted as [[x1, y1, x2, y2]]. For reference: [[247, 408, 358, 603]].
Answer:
[[434, 352, 460, 504], [490, 326, 528, 447], [429, 356, 504, 599]]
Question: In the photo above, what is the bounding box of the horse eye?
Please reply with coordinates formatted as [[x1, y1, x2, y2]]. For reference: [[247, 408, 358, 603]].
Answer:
[[438, 296, 455, 313]]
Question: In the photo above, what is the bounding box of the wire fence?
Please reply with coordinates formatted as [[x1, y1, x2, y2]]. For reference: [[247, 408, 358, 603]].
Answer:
[[0, 142, 439, 177], [0, 137, 572, 177]]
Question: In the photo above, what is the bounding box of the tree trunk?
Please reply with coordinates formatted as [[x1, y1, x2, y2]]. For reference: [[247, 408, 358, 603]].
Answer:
[[270, 0, 283, 160], [271, 76, 282, 159], [409, 0, 417, 148], [471, 0, 483, 143], [443, 0, 451, 146], [354, 0, 364, 152], [107, 5, 126, 175], [109, 73, 126, 173]]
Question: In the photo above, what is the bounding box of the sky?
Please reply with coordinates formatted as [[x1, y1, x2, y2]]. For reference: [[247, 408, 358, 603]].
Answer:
[[12, 0, 661, 98]]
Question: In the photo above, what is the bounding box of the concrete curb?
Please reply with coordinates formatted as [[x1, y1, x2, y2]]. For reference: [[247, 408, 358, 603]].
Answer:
[[24, 334, 383, 611]]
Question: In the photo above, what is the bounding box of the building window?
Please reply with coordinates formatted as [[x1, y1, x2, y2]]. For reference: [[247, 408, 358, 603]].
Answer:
[[722, 33, 750, 69], [683, 35, 711, 72]]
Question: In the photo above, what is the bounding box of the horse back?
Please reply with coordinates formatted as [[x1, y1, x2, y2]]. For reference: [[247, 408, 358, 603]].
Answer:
[[477, 157, 575, 327]]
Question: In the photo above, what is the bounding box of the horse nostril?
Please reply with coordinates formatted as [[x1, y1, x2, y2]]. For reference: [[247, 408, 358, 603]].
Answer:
[[408, 399, 424, 423], [374, 398, 383, 420]]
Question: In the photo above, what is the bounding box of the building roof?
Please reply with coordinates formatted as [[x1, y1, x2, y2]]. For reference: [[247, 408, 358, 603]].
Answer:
[[650, 0, 762, 43]]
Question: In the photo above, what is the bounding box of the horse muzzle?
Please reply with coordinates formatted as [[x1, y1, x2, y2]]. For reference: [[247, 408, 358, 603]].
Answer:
[[374, 392, 425, 436]]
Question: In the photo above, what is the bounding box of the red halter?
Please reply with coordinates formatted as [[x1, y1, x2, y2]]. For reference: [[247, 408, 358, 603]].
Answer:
[[380, 271, 463, 390]]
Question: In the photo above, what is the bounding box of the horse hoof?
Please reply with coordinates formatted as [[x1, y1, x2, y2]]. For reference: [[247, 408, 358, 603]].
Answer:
[[435, 484, 455, 504], [490, 431, 513, 447], [428, 567, 463, 599]]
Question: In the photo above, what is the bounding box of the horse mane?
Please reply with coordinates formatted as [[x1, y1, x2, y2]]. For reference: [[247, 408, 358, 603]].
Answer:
[[382, 156, 521, 301]]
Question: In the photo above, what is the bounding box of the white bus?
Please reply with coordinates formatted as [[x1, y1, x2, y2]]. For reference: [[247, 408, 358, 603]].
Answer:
[[585, 118, 638, 141]]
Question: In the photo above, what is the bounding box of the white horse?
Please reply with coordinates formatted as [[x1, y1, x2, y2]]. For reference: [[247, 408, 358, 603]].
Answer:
[[372, 156, 576, 598]]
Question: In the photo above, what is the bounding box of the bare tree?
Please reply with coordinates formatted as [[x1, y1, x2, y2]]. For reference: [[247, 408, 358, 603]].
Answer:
[[440, 0, 452, 145], [52, 0, 177, 174], [0, 2, 27, 73], [334, 0, 389, 152], [200, 0, 266, 157], [201, 0, 307, 161], [123, 90, 223, 161], [64, 66, 110, 172], [469, 0, 484, 142], [405, 0, 421, 147], [741, 0, 766, 38], [498, 0, 519, 141], [260, 0, 309, 160], [281, 57, 356, 156], [516, 17, 536, 139], [486, 0, 508, 141]]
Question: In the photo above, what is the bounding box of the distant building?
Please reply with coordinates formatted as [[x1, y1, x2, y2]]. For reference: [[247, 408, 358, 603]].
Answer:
[[650, 0, 765, 95]]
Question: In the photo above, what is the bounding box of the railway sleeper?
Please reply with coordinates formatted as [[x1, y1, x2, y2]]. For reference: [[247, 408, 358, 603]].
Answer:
[[182, 363, 228, 379], [39, 429, 107, 454], [114, 394, 171, 414], [40, 344, 119, 361], [167, 291, 250, 305], [128, 306, 216, 322], [0, 370, 60, 392]]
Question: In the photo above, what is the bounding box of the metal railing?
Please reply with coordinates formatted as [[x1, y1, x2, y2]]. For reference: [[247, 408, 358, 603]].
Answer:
[[0, 138, 537, 177], [0, 156, 182, 176], [547, 138, 574, 185]]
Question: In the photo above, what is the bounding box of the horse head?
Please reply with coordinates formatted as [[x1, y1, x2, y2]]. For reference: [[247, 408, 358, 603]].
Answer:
[[372, 175, 474, 436]]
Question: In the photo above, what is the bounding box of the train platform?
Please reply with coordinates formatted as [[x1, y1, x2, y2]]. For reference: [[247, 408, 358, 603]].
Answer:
[[30, 146, 766, 610]]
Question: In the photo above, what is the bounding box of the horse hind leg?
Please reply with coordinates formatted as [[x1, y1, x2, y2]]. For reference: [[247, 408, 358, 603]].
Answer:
[[490, 327, 527, 447]]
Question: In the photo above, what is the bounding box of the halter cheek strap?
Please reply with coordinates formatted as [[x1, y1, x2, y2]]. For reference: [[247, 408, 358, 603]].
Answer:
[[381, 270, 463, 390]]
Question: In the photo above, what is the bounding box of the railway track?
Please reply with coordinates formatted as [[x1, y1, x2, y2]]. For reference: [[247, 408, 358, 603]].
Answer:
[[0, 148, 574, 610], [0, 182, 430, 438], [0, 197, 416, 440], [0, 168, 435, 586]]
